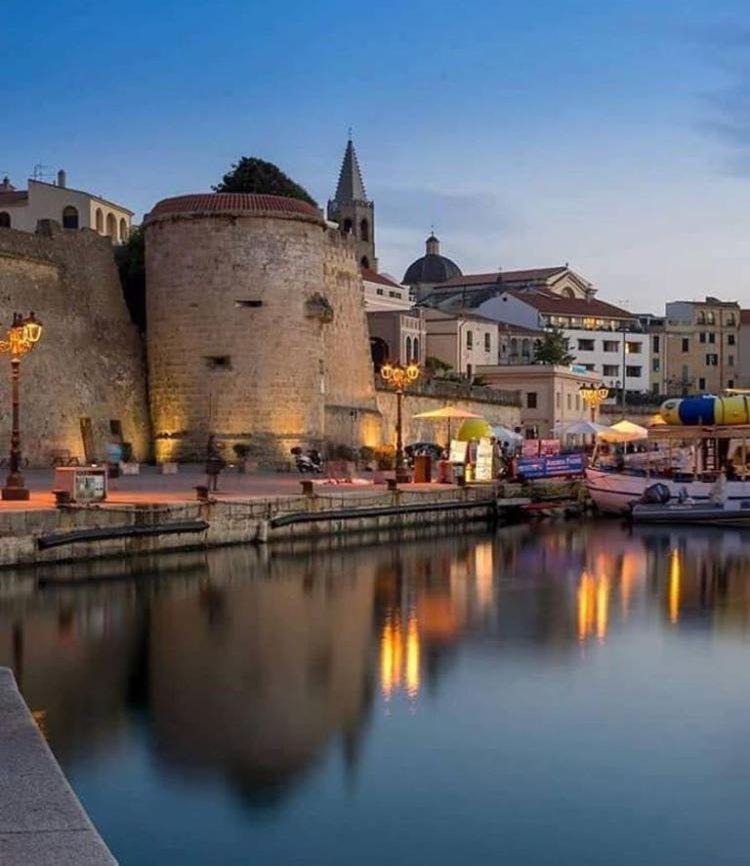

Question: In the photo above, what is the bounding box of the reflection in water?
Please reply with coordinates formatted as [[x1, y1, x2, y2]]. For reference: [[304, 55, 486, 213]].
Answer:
[[3, 523, 750, 863]]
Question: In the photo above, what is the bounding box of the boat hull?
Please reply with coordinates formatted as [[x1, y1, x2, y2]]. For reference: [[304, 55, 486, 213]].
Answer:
[[585, 468, 750, 514], [631, 502, 750, 526]]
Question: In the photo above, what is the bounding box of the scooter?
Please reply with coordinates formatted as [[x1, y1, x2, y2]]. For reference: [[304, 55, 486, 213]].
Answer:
[[291, 447, 324, 474]]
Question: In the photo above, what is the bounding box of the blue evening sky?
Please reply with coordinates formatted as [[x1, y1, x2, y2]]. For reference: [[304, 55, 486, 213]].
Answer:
[[5, 0, 750, 310]]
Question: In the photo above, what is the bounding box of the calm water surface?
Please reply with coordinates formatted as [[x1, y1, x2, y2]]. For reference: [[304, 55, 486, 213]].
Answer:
[[2, 522, 750, 865]]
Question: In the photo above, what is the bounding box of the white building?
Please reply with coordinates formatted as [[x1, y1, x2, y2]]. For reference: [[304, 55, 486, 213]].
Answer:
[[423, 308, 499, 375], [362, 268, 413, 311], [0, 172, 133, 243]]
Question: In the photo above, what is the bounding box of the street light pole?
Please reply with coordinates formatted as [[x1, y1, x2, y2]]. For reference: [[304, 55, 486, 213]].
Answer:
[[0, 313, 43, 501], [380, 361, 420, 484]]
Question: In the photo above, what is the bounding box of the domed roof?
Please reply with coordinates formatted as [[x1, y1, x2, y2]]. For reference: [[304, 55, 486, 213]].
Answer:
[[402, 234, 462, 286], [146, 193, 323, 225]]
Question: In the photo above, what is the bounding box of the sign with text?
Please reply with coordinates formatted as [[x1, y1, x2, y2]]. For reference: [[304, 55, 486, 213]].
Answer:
[[449, 439, 469, 465], [475, 437, 496, 482], [517, 452, 585, 479]]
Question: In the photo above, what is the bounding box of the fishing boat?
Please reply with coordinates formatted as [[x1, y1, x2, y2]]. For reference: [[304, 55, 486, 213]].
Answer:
[[585, 395, 750, 513]]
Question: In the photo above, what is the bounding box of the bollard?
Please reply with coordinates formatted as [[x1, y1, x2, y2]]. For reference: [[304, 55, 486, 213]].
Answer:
[[386, 478, 398, 492], [300, 480, 315, 496], [195, 485, 210, 502]]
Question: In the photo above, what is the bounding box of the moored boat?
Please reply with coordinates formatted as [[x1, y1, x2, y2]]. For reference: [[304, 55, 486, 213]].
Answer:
[[631, 499, 750, 526]]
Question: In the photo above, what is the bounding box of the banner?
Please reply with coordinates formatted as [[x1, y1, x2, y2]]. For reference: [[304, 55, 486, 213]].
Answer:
[[522, 439, 540, 458], [449, 439, 469, 465], [475, 437, 496, 482], [517, 452, 585, 479]]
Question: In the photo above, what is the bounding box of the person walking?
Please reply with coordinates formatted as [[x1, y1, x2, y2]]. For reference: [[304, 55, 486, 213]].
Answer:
[[205, 434, 225, 492]]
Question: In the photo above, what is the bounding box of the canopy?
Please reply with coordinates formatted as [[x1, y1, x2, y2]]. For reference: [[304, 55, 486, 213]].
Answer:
[[597, 419, 649, 442], [413, 406, 484, 420], [492, 424, 523, 443], [563, 420, 608, 436], [457, 418, 493, 441]]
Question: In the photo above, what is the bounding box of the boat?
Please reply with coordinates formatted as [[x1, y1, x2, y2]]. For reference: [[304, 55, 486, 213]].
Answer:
[[631, 499, 750, 527], [585, 397, 750, 513]]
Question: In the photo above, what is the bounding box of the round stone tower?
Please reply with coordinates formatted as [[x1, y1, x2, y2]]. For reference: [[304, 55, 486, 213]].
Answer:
[[145, 192, 346, 463]]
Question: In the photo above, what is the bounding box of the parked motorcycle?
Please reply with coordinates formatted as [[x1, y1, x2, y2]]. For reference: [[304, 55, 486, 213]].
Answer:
[[291, 447, 324, 474]]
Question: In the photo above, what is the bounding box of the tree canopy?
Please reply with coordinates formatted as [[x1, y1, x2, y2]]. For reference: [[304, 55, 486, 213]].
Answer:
[[533, 326, 575, 366], [115, 225, 146, 332], [213, 157, 318, 206]]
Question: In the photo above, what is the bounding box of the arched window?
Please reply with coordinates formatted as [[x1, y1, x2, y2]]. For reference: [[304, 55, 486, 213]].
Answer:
[[0, 212, 10, 228], [412, 337, 419, 362], [361, 255, 370, 269], [561, 287, 575, 299], [521, 338, 530, 358], [343, 218, 353, 234], [405, 336, 412, 363], [360, 218, 369, 242], [106, 212, 117, 239], [119, 218, 128, 241], [370, 337, 388, 371], [95, 208, 103, 234], [510, 338, 518, 357], [62, 206, 79, 229]]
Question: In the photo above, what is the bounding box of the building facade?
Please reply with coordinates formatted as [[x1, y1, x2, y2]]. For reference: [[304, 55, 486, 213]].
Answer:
[[663, 298, 740, 395], [423, 309, 499, 375], [327, 139, 377, 270], [0, 174, 132, 243], [367, 310, 426, 369], [362, 268, 412, 311], [478, 364, 602, 438]]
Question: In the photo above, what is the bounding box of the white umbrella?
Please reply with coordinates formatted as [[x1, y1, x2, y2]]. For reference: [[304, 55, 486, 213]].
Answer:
[[597, 419, 649, 443], [563, 420, 609, 436], [492, 424, 523, 442]]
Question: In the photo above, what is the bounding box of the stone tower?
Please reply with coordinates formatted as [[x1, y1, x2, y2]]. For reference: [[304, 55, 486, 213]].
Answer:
[[327, 139, 377, 271], [145, 192, 379, 463]]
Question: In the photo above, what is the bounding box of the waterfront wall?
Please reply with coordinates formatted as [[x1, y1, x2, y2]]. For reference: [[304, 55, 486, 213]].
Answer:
[[0, 488, 500, 569], [0, 222, 151, 466]]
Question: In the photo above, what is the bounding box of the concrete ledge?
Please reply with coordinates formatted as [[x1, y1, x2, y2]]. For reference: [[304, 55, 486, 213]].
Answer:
[[0, 668, 116, 865]]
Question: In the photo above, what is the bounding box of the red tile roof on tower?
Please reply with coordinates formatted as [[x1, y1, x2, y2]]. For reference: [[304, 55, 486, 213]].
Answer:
[[146, 193, 323, 223], [361, 267, 403, 289]]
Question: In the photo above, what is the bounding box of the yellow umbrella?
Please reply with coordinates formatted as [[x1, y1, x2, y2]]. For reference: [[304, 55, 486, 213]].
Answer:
[[597, 419, 649, 442], [457, 418, 493, 441], [413, 406, 485, 444]]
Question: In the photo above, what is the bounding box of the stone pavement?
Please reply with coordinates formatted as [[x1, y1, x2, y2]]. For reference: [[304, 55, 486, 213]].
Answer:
[[0, 667, 116, 864], [0, 465, 456, 510]]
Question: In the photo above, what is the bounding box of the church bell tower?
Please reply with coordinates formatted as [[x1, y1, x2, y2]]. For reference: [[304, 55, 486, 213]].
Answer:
[[327, 138, 377, 271]]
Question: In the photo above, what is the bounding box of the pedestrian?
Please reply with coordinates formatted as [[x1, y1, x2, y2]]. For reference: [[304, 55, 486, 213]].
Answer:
[[205, 434, 225, 492]]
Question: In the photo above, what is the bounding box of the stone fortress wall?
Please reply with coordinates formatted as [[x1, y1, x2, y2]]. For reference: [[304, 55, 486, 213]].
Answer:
[[145, 194, 380, 463], [0, 221, 151, 465]]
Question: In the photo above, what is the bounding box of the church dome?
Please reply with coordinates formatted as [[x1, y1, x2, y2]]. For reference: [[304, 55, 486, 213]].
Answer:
[[402, 233, 462, 286]]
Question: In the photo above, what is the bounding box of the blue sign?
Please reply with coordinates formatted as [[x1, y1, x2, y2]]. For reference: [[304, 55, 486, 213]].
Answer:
[[517, 452, 585, 478]]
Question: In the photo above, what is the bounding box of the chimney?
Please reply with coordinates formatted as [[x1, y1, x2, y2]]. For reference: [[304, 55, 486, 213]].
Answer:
[[57, 169, 66, 188], [0, 176, 13, 191]]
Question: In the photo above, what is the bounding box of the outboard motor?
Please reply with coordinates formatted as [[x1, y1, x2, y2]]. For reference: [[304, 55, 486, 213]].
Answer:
[[641, 483, 671, 505]]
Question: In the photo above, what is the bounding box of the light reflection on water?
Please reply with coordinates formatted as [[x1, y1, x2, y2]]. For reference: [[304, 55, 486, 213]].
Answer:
[[1, 522, 750, 864]]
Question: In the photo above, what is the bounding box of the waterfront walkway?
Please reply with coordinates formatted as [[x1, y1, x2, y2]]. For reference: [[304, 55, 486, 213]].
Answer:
[[0, 667, 116, 864]]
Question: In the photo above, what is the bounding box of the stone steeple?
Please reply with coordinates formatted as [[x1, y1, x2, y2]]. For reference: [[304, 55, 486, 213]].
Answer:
[[327, 137, 377, 271]]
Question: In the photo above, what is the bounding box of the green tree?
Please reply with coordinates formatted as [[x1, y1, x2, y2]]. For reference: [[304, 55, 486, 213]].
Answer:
[[533, 326, 574, 365], [213, 157, 318, 206], [115, 225, 146, 331]]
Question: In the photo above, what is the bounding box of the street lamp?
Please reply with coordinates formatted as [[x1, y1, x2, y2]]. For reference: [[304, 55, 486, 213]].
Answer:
[[0, 312, 43, 500], [380, 361, 420, 483], [579, 382, 609, 423]]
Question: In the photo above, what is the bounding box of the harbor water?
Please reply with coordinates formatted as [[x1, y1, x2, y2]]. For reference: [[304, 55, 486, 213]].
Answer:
[[1, 521, 750, 865]]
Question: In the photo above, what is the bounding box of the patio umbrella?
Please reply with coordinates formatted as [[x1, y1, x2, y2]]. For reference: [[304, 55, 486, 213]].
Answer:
[[492, 424, 523, 442], [562, 420, 609, 436], [597, 419, 649, 442], [413, 406, 485, 444]]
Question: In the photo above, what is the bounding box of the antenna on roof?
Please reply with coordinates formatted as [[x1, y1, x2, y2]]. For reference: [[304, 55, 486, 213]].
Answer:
[[31, 163, 53, 181]]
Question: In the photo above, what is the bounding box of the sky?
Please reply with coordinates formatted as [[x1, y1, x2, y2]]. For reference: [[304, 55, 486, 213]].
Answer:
[[5, 0, 750, 311]]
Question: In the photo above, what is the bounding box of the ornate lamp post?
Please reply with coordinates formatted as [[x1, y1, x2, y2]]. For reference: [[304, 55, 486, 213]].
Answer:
[[380, 361, 420, 483], [0, 313, 43, 500], [579, 382, 609, 423]]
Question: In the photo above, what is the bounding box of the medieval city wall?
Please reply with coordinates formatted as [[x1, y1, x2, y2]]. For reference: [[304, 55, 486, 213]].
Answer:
[[145, 197, 381, 464], [0, 223, 151, 465]]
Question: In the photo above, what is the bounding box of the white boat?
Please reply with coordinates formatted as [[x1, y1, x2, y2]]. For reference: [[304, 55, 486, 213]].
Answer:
[[631, 499, 750, 527], [585, 422, 750, 513]]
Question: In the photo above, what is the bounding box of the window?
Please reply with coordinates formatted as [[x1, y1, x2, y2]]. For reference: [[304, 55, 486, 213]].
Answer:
[[708, 332, 716, 344], [405, 336, 412, 361], [521, 338, 530, 358], [555, 391, 560, 408], [727, 314, 736, 326], [699, 332, 706, 344], [603, 364, 619, 377], [626, 365, 642, 377], [388, 290, 400, 298], [343, 218, 353, 234], [466, 330, 473, 349], [682, 338, 689, 352], [652, 335, 660, 352], [603, 340, 618, 352], [697, 311, 706, 324], [361, 256, 370, 269], [0, 212, 10, 228], [484, 332, 491, 352], [705, 354, 718, 366], [567, 393, 572, 410], [728, 379, 735, 388], [652, 358, 660, 372], [576, 394, 581, 411], [577, 338, 595, 351], [728, 354, 735, 367], [95, 208, 103, 233], [376, 288, 384, 296], [360, 219, 369, 242], [699, 377, 706, 390], [707, 311, 716, 324], [626, 341, 642, 354], [510, 338, 518, 356], [527, 392, 537, 409], [62, 205, 79, 229], [234, 299, 263, 308], [205, 355, 231, 370], [582, 363, 595, 371], [728, 334, 736, 346], [413, 338, 419, 362]]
